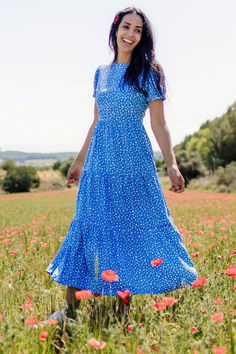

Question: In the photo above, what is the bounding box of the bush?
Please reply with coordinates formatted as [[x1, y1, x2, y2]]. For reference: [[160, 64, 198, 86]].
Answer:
[[216, 161, 236, 192], [2, 166, 40, 193], [1, 159, 16, 171], [52, 160, 62, 170], [59, 157, 75, 177]]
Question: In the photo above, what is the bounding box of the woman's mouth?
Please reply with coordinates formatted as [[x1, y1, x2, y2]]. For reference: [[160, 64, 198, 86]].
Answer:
[[122, 38, 134, 45]]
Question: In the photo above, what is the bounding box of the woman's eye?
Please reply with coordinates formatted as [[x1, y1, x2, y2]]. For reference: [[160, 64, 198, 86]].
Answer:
[[123, 25, 141, 33]]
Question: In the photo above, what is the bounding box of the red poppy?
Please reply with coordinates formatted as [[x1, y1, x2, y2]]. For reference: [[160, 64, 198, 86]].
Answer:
[[87, 337, 107, 349], [223, 265, 236, 278], [48, 319, 58, 325], [214, 298, 222, 304], [191, 252, 199, 258], [117, 289, 130, 299], [212, 346, 228, 354], [39, 331, 48, 341], [161, 296, 178, 307], [191, 276, 208, 288], [75, 290, 92, 300], [232, 249, 236, 255], [233, 283, 236, 292], [93, 292, 101, 297], [191, 327, 198, 334], [210, 312, 224, 322], [22, 303, 31, 310], [24, 317, 38, 326], [229, 309, 236, 314], [151, 258, 163, 266], [101, 270, 119, 282], [153, 301, 166, 311]]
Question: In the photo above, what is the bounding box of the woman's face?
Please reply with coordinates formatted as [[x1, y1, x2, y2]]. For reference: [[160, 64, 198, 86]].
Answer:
[[115, 13, 143, 55]]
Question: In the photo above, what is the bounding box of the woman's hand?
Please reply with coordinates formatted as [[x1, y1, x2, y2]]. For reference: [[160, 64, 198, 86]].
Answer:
[[167, 165, 185, 193], [66, 160, 84, 185]]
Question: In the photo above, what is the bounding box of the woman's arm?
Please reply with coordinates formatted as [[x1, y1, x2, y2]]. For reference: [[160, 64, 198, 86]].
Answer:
[[148, 100, 185, 193]]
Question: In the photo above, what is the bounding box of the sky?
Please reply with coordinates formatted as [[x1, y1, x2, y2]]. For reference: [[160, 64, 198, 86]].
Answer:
[[0, 0, 235, 153]]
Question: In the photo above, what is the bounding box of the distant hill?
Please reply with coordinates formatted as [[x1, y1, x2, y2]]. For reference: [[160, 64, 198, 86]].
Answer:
[[0, 149, 163, 167]]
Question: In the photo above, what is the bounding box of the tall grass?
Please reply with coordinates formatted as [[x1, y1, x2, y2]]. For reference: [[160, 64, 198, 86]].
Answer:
[[0, 187, 235, 353]]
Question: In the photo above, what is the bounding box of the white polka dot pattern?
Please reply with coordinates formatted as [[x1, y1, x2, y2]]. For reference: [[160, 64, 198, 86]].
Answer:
[[46, 63, 198, 296]]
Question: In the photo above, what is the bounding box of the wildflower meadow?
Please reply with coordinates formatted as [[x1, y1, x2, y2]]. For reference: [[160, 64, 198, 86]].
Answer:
[[0, 187, 235, 353]]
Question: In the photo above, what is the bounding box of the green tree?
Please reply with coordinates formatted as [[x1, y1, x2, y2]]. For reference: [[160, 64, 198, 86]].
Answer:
[[1, 159, 16, 171], [59, 157, 75, 177], [175, 150, 205, 186], [2, 166, 40, 193]]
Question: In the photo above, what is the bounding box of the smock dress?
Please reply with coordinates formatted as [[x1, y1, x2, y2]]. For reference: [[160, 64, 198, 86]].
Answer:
[[46, 63, 198, 296]]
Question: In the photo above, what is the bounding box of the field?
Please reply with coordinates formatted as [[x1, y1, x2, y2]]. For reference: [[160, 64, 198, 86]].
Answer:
[[0, 185, 235, 353]]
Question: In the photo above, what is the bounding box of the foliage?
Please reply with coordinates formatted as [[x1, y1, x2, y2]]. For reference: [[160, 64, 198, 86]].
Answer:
[[215, 161, 236, 192], [59, 157, 75, 177], [1, 158, 16, 171], [52, 160, 62, 171], [174, 150, 206, 186], [2, 166, 40, 193], [174, 101, 236, 172]]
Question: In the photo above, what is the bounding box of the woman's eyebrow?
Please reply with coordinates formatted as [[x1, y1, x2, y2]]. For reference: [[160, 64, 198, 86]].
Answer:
[[123, 21, 143, 29]]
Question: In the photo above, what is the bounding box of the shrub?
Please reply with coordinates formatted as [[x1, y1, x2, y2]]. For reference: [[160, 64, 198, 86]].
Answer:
[[216, 161, 236, 192], [52, 160, 62, 170], [1, 159, 16, 171], [59, 157, 75, 177], [2, 166, 40, 193]]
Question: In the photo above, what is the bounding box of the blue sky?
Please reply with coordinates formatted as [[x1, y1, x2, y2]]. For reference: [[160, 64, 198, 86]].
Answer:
[[0, 0, 235, 153]]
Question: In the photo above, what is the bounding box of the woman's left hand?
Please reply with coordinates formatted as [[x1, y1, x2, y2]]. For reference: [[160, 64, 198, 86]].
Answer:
[[167, 165, 185, 193]]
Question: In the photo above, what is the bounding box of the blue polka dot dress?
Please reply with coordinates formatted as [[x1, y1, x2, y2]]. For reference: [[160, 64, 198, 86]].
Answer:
[[46, 63, 198, 296]]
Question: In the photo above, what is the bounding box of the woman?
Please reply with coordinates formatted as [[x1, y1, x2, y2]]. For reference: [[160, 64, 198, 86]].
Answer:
[[46, 7, 198, 323]]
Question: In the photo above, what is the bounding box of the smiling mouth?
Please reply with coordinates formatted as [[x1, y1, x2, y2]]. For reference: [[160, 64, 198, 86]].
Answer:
[[122, 38, 134, 44]]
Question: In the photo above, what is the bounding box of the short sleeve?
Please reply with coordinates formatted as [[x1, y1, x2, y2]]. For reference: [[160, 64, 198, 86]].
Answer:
[[145, 68, 166, 102], [92, 66, 100, 98]]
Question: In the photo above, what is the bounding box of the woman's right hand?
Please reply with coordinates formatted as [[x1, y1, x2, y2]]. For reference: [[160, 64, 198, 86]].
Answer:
[[66, 160, 84, 185]]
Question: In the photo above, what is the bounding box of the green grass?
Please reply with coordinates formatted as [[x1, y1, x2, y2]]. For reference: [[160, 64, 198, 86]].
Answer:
[[0, 188, 235, 353]]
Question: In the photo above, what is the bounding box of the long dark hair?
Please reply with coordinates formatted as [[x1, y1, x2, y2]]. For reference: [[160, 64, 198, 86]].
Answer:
[[108, 7, 167, 99]]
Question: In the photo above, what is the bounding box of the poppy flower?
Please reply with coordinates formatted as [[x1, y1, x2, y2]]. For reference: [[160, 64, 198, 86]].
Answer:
[[191, 327, 198, 334], [24, 317, 38, 326], [200, 308, 207, 313], [214, 298, 222, 304], [75, 290, 92, 300], [39, 331, 48, 340], [161, 296, 178, 307], [210, 312, 224, 322], [213, 346, 228, 354], [232, 249, 236, 255], [117, 289, 130, 300], [223, 265, 236, 278], [22, 303, 31, 310], [136, 349, 144, 354], [101, 270, 119, 282], [153, 301, 166, 311], [191, 252, 199, 258], [87, 337, 107, 349], [233, 283, 236, 292], [9, 250, 17, 256], [93, 292, 101, 297], [151, 258, 163, 266], [48, 319, 58, 325], [191, 276, 208, 288], [229, 309, 236, 314]]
